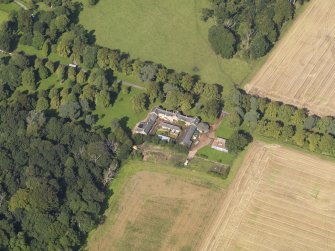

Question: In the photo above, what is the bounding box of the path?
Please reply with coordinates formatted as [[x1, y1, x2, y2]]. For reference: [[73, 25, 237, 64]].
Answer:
[[187, 111, 228, 159], [14, 0, 28, 10], [121, 80, 146, 90]]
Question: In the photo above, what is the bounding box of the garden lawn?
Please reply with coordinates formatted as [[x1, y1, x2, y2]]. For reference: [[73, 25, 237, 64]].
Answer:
[[93, 86, 148, 129], [215, 119, 236, 139], [79, 0, 262, 85], [197, 145, 235, 165]]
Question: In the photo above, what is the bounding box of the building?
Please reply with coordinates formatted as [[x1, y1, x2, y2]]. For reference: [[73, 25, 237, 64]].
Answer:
[[134, 107, 201, 148], [211, 137, 228, 153], [181, 125, 197, 147], [157, 134, 170, 142], [134, 113, 157, 135], [159, 122, 181, 134], [152, 107, 200, 126], [197, 122, 210, 133]]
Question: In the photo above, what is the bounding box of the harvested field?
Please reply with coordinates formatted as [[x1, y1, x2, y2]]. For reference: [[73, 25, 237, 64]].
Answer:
[[88, 170, 224, 251], [201, 141, 335, 251], [245, 0, 335, 116]]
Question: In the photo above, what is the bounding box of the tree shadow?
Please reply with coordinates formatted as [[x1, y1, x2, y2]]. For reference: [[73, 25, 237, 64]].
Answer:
[[119, 116, 132, 137]]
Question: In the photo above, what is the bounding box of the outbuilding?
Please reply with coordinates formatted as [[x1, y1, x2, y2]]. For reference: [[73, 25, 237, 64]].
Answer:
[[197, 122, 210, 133]]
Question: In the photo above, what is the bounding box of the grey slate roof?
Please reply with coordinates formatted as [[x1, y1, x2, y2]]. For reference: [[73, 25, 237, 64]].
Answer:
[[152, 107, 199, 125], [143, 113, 157, 134], [181, 125, 197, 147]]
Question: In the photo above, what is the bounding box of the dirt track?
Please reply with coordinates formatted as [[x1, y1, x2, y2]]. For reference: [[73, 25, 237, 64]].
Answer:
[[245, 0, 335, 116], [201, 141, 335, 251]]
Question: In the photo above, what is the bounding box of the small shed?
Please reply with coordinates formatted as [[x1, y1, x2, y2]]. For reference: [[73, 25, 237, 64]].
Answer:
[[211, 138, 228, 153], [197, 122, 210, 133]]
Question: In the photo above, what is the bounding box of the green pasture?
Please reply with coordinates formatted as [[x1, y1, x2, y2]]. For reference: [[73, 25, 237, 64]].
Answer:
[[79, 0, 263, 85]]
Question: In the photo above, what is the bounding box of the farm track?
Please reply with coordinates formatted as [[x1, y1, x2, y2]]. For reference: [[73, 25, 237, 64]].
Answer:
[[200, 141, 335, 251], [245, 0, 335, 116]]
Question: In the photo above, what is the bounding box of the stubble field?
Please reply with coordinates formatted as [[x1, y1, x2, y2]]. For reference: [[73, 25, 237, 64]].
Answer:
[[245, 0, 335, 116], [201, 141, 335, 250], [87, 161, 225, 251]]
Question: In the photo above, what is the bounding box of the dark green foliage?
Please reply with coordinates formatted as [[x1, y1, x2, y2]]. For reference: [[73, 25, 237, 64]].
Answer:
[[204, 0, 299, 58], [0, 97, 131, 250], [226, 131, 252, 153], [250, 35, 271, 58], [208, 25, 236, 58]]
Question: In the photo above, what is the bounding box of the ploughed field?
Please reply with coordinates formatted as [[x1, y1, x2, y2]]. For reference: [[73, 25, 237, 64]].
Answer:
[[87, 168, 224, 251], [245, 0, 335, 116], [201, 141, 335, 251]]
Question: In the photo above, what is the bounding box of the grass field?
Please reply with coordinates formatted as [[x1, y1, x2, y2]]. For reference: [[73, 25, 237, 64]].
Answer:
[[0, 3, 20, 24], [201, 141, 335, 250], [86, 160, 226, 251], [79, 0, 264, 85], [245, 0, 335, 116], [93, 86, 153, 129]]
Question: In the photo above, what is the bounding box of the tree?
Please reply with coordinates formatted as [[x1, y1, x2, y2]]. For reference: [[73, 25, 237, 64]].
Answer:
[[291, 109, 307, 128], [0, 28, 15, 52], [139, 64, 158, 82], [88, 0, 98, 6], [274, 0, 292, 26], [250, 34, 271, 59], [68, 67, 77, 82], [179, 93, 194, 112], [95, 89, 110, 108], [76, 70, 87, 84], [32, 32, 45, 50], [226, 131, 252, 153], [307, 133, 320, 152], [208, 25, 236, 58], [319, 134, 335, 155], [55, 15, 70, 32], [201, 8, 214, 22], [280, 125, 294, 141], [42, 39, 51, 57], [146, 82, 161, 103], [227, 111, 242, 127], [38, 65, 50, 80], [132, 93, 148, 112], [45, 60, 55, 73], [83, 46, 98, 69], [56, 64, 66, 82], [164, 90, 181, 110], [36, 97, 49, 112], [59, 101, 82, 120], [97, 48, 110, 69], [180, 74, 194, 92], [21, 68, 36, 90], [293, 129, 306, 147]]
